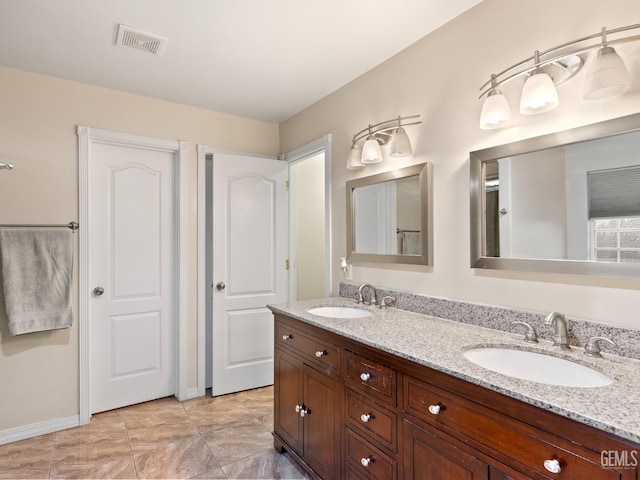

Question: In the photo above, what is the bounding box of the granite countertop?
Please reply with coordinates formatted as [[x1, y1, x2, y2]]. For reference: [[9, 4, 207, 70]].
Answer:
[[269, 297, 640, 445]]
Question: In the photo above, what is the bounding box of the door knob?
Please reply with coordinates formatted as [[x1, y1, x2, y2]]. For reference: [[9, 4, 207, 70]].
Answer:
[[216, 282, 226, 291], [93, 286, 104, 296]]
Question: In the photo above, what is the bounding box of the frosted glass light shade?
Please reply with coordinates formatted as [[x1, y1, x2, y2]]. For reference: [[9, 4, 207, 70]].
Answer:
[[584, 46, 631, 100], [479, 90, 511, 129], [361, 138, 383, 164], [388, 128, 412, 158], [520, 72, 559, 115], [346, 144, 364, 170]]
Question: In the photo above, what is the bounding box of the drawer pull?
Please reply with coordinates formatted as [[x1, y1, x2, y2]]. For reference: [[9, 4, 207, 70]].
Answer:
[[428, 404, 441, 415], [360, 372, 371, 381], [315, 350, 326, 357], [543, 459, 562, 474], [282, 334, 292, 340], [360, 457, 371, 467], [360, 413, 371, 423]]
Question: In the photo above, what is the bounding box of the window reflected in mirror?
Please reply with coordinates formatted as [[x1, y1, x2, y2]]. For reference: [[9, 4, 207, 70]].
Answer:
[[470, 113, 640, 278], [482, 131, 640, 264]]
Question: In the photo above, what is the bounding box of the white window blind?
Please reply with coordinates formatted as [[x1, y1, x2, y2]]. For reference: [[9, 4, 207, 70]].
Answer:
[[588, 165, 640, 219]]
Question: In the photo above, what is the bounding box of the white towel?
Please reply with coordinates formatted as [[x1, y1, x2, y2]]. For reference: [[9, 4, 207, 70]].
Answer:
[[0, 228, 73, 335], [402, 232, 422, 255]]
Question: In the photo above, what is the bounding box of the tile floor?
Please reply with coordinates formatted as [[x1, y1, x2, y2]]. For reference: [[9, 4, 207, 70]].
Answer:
[[0, 386, 311, 479]]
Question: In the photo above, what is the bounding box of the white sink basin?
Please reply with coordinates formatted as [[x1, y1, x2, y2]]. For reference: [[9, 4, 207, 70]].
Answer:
[[307, 306, 372, 319], [463, 347, 613, 388]]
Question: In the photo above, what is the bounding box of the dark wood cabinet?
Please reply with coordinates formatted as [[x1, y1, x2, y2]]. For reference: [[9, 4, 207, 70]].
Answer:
[[402, 419, 488, 480], [272, 312, 640, 480], [303, 364, 340, 480], [274, 317, 341, 479]]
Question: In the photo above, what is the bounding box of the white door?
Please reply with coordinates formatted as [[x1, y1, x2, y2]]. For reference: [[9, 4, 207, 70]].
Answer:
[[211, 152, 288, 396], [90, 142, 176, 413]]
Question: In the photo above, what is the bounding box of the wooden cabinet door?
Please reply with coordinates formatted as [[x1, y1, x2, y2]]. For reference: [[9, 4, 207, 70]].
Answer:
[[304, 364, 340, 479], [403, 420, 488, 480], [274, 349, 304, 455]]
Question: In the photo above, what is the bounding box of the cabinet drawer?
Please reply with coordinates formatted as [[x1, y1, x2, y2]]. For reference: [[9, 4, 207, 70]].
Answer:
[[345, 351, 396, 406], [276, 321, 340, 376], [346, 389, 397, 451], [346, 427, 396, 480], [404, 375, 621, 479]]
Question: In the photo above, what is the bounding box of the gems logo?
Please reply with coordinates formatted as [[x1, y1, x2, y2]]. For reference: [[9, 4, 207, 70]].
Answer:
[[601, 450, 638, 469]]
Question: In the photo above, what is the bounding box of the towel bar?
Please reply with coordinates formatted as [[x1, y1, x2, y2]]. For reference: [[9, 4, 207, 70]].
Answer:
[[0, 221, 79, 232]]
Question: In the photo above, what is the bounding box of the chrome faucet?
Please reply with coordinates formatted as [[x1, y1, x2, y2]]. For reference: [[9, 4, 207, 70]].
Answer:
[[544, 311, 571, 350], [356, 283, 377, 306], [584, 336, 617, 358]]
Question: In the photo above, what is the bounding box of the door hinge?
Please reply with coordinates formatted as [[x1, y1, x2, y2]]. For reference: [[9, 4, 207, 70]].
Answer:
[[285, 180, 289, 191], [285, 259, 290, 270]]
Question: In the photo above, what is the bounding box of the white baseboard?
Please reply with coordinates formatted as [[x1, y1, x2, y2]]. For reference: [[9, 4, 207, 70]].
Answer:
[[0, 415, 80, 446]]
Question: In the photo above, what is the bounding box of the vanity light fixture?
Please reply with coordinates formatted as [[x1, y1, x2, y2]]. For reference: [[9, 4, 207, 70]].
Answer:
[[346, 115, 422, 169], [346, 140, 365, 170], [478, 23, 638, 130], [519, 51, 559, 115], [361, 126, 383, 164], [584, 28, 631, 99], [479, 75, 511, 129]]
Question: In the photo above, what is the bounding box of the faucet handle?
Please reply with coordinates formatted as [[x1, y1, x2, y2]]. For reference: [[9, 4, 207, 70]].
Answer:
[[511, 321, 538, 343], [379, 296, 396, 309], [584, 336, 617, 358]]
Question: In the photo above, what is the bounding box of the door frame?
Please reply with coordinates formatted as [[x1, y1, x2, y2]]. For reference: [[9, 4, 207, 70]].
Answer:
[[281, 135, 332, 301], [77, 126, 189, 424]]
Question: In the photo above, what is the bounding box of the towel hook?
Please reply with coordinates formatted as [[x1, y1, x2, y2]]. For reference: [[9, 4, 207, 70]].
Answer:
[[0, 162, 14, 170]]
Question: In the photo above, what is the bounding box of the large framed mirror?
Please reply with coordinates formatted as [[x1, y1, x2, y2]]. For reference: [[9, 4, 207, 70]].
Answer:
[[347, 162, 432, 265], [470, 112, 640, 278]]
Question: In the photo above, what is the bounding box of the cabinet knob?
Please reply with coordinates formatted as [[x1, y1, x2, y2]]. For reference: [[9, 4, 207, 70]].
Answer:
[[315, 350, 326, 357], [360, 372, 371, 381], [360, 414, 371, 423], [428, 404, 441, 415], [299, 407, 309, 417], [282, 334, 292, 341], [295, 404, 303, 413], [360, 457, 371, 467], [543, 459, 562, 474]]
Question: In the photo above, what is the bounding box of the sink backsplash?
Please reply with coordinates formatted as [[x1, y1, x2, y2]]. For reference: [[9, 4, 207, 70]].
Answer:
[[339, 281, 640, 361]]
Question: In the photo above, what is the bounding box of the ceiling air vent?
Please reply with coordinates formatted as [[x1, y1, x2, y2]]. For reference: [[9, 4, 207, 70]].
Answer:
[[116, 24, 166, 56]]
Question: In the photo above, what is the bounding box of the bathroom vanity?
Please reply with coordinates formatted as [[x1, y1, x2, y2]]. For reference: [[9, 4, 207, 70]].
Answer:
[[270, 298, 640, 480]]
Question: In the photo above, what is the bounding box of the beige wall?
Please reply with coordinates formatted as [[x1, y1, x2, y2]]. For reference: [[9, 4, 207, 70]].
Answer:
[[280, 0, 640, 327], [0, 66, 279, 430]]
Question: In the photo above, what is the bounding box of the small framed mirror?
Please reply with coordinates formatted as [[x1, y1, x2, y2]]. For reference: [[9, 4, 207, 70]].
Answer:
[[470, 112, 640, 278], [347, 162, 432, 265]]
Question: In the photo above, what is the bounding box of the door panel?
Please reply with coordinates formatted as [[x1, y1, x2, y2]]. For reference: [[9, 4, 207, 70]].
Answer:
[[211, 153, 288, 395], [90, 142, 176, 413], [228, 175, 278, 294], [111, 312, 161, 376], [226, 308, 273, 365]]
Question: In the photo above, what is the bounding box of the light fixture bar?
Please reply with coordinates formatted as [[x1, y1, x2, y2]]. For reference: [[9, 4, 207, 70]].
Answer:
[[350, 115, 422, 146], [479, 24, 640, 99]]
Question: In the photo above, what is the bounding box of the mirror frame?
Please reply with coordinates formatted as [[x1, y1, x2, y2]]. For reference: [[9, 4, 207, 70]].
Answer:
[[346, 162, 433, 265], [470, 112, 640, 278]]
